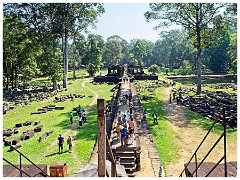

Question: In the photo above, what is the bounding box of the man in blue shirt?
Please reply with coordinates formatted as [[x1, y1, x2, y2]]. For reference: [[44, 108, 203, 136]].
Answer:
[[58, 134, 64, 153]]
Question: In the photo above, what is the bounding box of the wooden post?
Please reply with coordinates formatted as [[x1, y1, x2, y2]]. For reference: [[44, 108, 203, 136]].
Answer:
[[97, 98, 106, 177], [111, 145, 116, 177]]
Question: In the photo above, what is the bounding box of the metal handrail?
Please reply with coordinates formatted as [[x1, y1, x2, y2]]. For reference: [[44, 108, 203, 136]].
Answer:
[[4, 142, 49, 177], [179, 108, 227, 177], [3, 158, 31, 177]]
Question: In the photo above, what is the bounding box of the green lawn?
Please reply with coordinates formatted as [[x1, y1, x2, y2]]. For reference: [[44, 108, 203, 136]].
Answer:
[[136, 82, 180, 171], [3, 77, 115, 176]]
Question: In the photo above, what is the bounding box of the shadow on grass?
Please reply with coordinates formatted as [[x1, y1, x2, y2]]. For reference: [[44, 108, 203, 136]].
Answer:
[[74, 105, 98, 141], [45, 150, 69, 157]]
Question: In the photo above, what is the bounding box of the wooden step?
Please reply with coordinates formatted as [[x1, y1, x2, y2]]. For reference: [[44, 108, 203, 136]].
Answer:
[[126, 171, 136, 177], [124, 164, 137, 172], [120, 159, 135, 165]]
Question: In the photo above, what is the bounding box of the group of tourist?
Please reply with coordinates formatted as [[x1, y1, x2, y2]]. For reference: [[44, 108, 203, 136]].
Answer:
[[69, 105, 87, 128], [105, 103, 112, 116], [119, 93, 132, 106], [57, 134, 73, 153], [115, 110, 135, 146]]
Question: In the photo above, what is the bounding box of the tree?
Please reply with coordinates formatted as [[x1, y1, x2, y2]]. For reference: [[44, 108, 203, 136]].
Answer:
[[3, 15, 40, 88], [107, 35, 130, 64], [4, 3, 105, 88], [145, 3, 227, 94], [103, 39, 123, 65], [148, 64, 160, 75], [82, 34, 105, 77], [130, 39, 148, 66]]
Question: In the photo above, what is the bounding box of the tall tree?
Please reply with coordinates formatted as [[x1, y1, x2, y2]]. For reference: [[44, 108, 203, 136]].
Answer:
[[145, 3, 226, 94], [103, 39, 123, 65], [130, 39, 148, 66], [4, 3, 105, 88], [82, 34, 105, 77]]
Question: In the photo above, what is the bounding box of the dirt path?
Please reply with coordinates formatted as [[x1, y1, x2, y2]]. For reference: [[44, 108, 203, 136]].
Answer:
[[41, 78, 98, 158], [162, 87, 237, 177]]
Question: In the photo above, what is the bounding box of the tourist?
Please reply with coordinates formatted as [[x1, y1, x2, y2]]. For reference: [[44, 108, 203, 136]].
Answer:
[[77, 105, 82, 115], [119, 95, 123, 105], [82, 109, 86, 123], [115, 123, 121, 142], [128, 93, 132, 106], [67, 135, 73, 153], [58, 134, 64, 153], [129, 104, 133, 115], [116, 156, 121, 165], [129, 117, 135, 144], [78, 114, 83, 128], [152, 111, 158, 124], [106, 104, 109, 116], [128, 126, 134, 144], [117, 111, 122, 124], [122, 95, 126, 105], [69, 112, 73, 124], [122, 114, 128, 128], [120, 126, 128, 146]]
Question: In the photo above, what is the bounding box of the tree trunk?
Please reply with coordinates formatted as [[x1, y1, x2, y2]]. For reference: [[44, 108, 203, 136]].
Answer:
[[53, 78, 58, 90], [63, 27, 68, 88], [62, 30, 65, 87], [196, 7, 202, 95], [73, 40, 77, 79], [11, 62, 14, 88], [14, 66, 17, 88]]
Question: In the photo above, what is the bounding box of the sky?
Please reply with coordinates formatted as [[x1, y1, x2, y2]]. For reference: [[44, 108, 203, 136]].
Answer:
[[87, 3, 180, 42]]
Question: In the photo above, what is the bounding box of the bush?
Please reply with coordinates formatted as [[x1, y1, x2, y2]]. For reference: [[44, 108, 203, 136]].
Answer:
[[148, 64, 160, 75]]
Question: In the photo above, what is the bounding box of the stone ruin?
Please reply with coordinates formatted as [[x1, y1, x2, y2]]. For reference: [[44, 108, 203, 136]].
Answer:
[[31, 105, 64, 115], [3, 83, 58, 115], [3, 120, 43, 151], [173, 87, 237, 128]]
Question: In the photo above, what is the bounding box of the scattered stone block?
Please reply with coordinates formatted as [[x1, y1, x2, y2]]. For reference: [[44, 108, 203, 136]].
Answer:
[[10, 144, 21, 151]]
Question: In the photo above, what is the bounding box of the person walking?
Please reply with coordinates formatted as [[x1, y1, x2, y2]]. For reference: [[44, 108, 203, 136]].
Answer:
[[152, 111, 158, 124], [58, 134, 64, 153], [67, 135, 73, 153], [115, 123, 121, 142], [82, 109, 86, 123], [120, 126, 128, 146], [78, 114, 83, 128], [69, 112, 73, 124]]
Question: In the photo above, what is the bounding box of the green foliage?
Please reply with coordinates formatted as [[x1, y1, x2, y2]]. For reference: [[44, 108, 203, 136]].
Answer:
[[148, 64, 160, 75], [165, 68, 169, 75], [103, 39, 123, 65], [230, 59, 237, 74], [130, 39, 148, 66], [82, 34, 105, 76], [178, 60, 193, 75]]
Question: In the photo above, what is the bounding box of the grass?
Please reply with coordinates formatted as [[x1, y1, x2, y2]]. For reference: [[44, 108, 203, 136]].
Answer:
[[136, 82, 180, 171], [3, 77, 115, 176]]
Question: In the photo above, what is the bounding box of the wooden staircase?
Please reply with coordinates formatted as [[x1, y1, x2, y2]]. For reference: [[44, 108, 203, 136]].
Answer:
[[116, 147, 138, 177]]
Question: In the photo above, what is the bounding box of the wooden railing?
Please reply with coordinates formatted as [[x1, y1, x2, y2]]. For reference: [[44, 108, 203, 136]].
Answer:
[[179, 108, 227, 177]]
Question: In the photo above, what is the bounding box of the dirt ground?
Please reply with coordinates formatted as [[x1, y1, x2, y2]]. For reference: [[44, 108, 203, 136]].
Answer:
[[162, 87, 237, 177]]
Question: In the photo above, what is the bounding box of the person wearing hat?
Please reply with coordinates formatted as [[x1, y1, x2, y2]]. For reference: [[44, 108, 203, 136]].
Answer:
[[58, 134, 64, 153]]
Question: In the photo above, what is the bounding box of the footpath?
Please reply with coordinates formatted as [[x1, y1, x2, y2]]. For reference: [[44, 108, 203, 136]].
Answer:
[[89, 78, 163, 177]]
